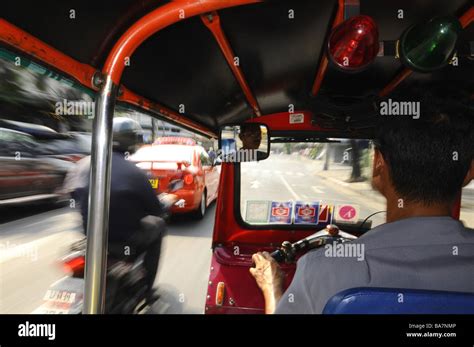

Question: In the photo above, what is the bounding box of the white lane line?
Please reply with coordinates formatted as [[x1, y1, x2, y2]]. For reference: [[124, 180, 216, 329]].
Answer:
[[296, 172, 305, 176], [285, 171, 294, 176], [250, 180, 261, 189], [311, 185, 324, 194], [278, 175, 300, 201]]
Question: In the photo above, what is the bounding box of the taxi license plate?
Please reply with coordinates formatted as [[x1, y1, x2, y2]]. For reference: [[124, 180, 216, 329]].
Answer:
[[149, 179, 159, 189]]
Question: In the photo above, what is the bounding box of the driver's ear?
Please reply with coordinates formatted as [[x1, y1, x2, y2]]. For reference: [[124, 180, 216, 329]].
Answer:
[[462, 159, 474, 187], [372, 149, 385, 176], [371, 149, 387, 193]]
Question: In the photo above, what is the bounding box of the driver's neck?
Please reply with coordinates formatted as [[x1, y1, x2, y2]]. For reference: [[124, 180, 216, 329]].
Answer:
[[385, 197, 453, 223]]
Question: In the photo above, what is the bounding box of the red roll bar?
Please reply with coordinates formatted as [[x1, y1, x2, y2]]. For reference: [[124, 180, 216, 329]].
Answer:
[[103, 0, 261, 85], [201, 11, 262, 117], [310, 0, 345, 96], [0, 19, 217, 138], [86, 0, 261, 314]]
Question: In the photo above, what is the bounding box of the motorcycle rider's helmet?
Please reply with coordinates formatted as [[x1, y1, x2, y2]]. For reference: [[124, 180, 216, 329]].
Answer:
[[112, 117, 144, 154]]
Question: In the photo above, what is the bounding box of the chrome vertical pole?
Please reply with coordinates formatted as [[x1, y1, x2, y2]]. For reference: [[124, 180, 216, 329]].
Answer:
[[83, 75, 117, 314]]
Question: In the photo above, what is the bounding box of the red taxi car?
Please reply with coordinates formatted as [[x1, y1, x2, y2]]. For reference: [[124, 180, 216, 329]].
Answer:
[[130, 137, 220, 218]]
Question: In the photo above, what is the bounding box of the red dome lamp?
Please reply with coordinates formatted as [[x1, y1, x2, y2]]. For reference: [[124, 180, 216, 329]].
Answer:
[[328, 15, 379, 72]]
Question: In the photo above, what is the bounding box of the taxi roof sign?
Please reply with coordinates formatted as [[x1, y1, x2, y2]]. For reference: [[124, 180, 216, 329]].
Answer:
[[153, 137, 196, 146]]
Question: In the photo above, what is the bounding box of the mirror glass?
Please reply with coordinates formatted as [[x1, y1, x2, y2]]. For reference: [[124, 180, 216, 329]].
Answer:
[[219, 123, 269, 162]]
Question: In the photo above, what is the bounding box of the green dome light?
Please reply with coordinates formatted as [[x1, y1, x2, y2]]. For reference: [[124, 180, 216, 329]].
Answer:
[[399, 16, 462, 73]]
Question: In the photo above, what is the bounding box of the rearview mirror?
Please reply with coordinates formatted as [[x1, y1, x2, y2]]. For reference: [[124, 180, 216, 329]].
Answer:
[[219, 123, 270, 162]]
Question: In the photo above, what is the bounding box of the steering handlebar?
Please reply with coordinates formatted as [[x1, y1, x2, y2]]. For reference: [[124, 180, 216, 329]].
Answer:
[[271, 224, 357, 263]]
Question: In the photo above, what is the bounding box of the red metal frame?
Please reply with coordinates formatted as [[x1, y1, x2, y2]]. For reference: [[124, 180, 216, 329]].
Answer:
[[0, 19, 97, 92], [201, 11, 262, 117], [205, 244, 297, 313], [246, 110, 333, 132], [0, 19, 217, 138], [379, 6, 473, 97], [378, 67, 413, 97], [310, 0, 345, 96], [103, 0, 261, 85], [120, 87, 216, 137], [459, 6, 474, 27]]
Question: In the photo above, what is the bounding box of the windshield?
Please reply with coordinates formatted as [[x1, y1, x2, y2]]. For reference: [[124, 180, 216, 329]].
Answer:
[[132, 144, 193, 163], [240, 140, 386, 228]]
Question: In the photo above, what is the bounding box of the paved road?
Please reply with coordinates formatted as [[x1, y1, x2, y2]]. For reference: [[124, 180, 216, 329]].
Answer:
[[241, 154, 387, 227], [0, 206, 83, 314], [0, 153, 472, 313]]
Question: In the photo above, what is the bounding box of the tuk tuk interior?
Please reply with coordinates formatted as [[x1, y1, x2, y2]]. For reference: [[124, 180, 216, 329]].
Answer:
[[1, 0, 472, 314]]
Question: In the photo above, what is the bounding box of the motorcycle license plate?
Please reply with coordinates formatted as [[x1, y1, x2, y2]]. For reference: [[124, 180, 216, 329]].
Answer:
[[44, 290, 77, 304], [149, 179, 159, 189], [33, 277, 84, 314]]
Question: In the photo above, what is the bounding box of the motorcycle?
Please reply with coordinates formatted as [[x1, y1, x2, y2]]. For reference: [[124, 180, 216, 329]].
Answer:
[[33, 180, 182, 314]]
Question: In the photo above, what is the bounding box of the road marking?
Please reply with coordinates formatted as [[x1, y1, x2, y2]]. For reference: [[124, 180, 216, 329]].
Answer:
[[250, 180, 261, 189], [285, 171, 294, 176], [278, 175, 300, 200], [311, 185, 324, 194]]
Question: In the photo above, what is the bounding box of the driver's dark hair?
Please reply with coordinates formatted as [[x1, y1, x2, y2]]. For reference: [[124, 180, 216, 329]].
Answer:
[[374, 86, 474, 205], [240, 122, 261, 134]]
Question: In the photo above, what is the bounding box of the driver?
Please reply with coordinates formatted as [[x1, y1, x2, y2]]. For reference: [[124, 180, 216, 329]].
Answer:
[[64, 118, 168, 301], [250, 89, 474, 313], [239, 123, 262, 150]]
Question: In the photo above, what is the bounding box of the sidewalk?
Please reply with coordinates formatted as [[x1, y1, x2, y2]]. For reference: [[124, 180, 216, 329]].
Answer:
[[315, 163, 473, 207], [315, 163, 385, 205], [314, 162, 473, 226]]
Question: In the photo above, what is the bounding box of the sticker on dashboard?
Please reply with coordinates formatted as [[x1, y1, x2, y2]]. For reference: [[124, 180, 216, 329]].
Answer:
[[269, 201, 293, 224], [317, 203, 334, 225], [334, 204, 359, 224], [245, 200, 271, 224], [294, 202, 319, 224]]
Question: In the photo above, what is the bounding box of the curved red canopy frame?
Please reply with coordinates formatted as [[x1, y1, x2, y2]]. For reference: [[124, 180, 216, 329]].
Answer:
[[103, 0, 261, 85], [82, 0, 262, 314]]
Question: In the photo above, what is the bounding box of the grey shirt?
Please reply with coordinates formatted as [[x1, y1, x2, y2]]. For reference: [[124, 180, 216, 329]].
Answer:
[[275, 216, 474, 314]]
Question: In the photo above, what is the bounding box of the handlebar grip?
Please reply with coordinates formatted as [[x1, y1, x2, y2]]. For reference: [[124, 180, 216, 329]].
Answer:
[[271, 249, 286, 263]]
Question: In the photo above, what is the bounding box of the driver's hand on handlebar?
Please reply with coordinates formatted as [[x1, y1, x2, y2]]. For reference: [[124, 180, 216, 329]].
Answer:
[[249, 252, 285, 314]]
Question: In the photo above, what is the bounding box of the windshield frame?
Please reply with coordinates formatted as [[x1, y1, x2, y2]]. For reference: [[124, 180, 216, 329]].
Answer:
[[234, 137, 382, 231]]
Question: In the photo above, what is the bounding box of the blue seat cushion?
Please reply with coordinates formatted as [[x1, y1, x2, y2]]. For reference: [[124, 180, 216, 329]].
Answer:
[[323, 287, 474, 314]]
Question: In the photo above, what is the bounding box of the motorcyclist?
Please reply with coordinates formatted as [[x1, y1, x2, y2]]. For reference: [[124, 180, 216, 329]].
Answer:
[[64, 117, 170, 300]]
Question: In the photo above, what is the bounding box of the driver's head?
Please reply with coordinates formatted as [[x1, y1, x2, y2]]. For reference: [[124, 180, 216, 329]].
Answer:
[[239, 123, 262, 150], [372, 87, 474, 207]]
